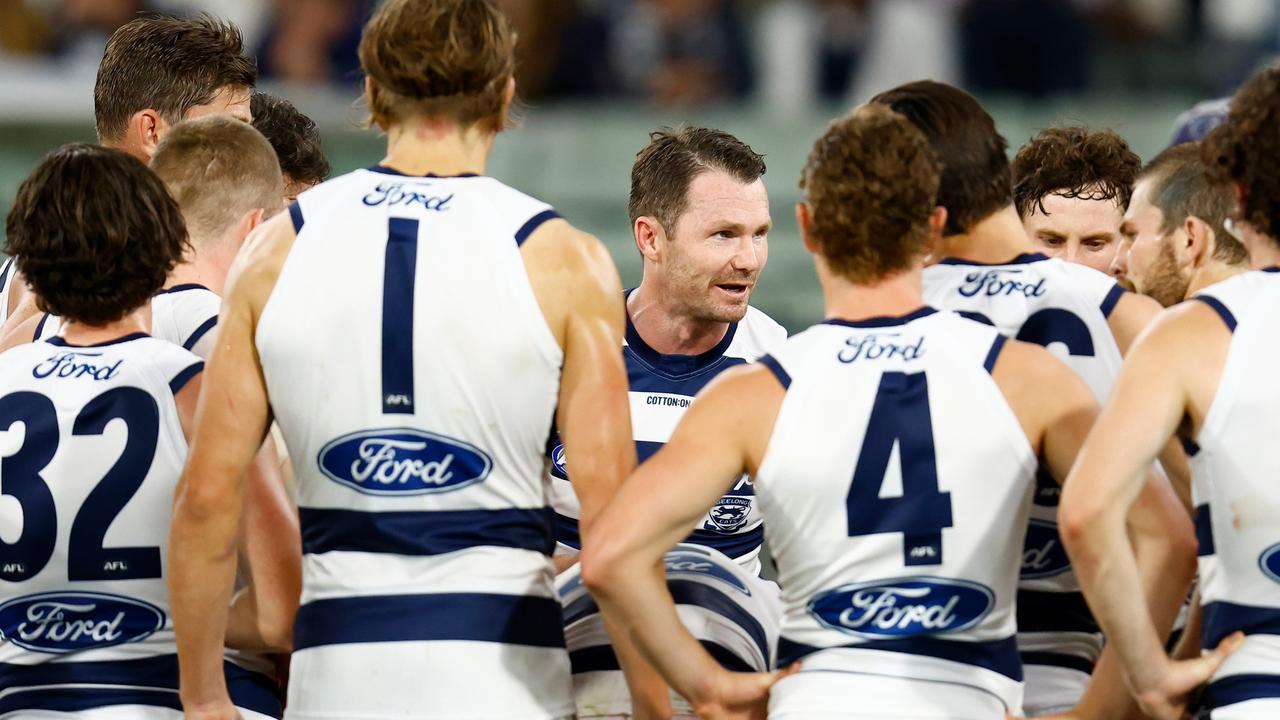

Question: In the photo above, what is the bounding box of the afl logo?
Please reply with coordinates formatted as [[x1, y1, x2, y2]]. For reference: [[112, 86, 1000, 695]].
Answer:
[[1021, 519, 1071, 579], [1259, 543, 1280, 584], [0, 592, 165, 654], [318, 428, 493, 496], [808, 577, 994, 639], [551, 443, 568, 478], [705, 497, 751, 533]]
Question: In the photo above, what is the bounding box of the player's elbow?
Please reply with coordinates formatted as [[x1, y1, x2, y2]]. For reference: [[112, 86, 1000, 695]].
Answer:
[[579, 538, 626, 600], [256, 604, 296, 653], [171, 473, 241, 558], [1058, 483, 1113, 557]]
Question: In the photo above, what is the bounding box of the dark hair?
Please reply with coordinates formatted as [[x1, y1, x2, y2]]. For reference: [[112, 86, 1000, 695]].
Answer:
[[250, 92, 330, 188], [359, 0, 516, 132], [871, 81, 1011, 235], [1013, 127, 1141, 218], [629, 126, 767, 233], [1204, 66, 1280, 243], [151, 116, 284, 242], [800, 104, 941, 283], [4, 144, 189, 325], [1142, 140, 1246, 266], [94, 14, 257, 142]]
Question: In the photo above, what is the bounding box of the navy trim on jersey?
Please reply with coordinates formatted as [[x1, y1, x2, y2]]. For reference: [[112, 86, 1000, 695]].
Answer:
[[514, 209, 563, 246], [183, 316, 218, 351], [983, 334, 1007, 375], [1016, 589, 1099, 635], [293, 593, 566, 650], [155, 283, 212, 295], [0, 688, 182, 715], [367, 164, 481, 178], [627, 357, 748, 398], [46, 332, 149, 348], [32, 312, 50, 341], [555, 510, 582, 549], [1201, 674, 1280, 711], [288, 201, 304, 233], [776, 635, 1022, 681], [1019, 651, 1094, 675], [757, 354, 791, 389], [1202, 600, 1280, 649], [1262, 267, 1280, 273], [570, 640, 754, 675], [1181, 436, 1201, 457], [685, 524, 764, 558], [625, 311, 739, 376], [1195, 504, 1214, 557], [0, 256, 13, 296], [822, 307, 937, 329], [300, 506, 555, 557], [935, 253, 1049, 267], [1193, 295, 1237, 332], [170, 361, 204, 395], [1099, 283, 1126, 318]]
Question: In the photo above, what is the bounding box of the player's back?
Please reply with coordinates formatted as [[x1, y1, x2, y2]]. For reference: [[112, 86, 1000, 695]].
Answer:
[[1186, 269, 1280, 716], [0, 335, 277, 718], [255, 166, 571, 719], [756, 308, 1036, 719]]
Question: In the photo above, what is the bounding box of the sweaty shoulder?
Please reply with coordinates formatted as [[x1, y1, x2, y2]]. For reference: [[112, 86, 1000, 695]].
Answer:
[[519, 217, 622, 348], [990, 336, 1096, 453]]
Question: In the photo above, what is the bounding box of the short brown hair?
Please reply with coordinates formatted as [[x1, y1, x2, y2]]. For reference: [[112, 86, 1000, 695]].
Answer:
[[1013, 127, 1141, 218], [801, 104, 941, 283], [251, 92, 330, 187], [359, 0, 515, 132], [1204, 66, 1280, 243], [150, 116, 284, 243], [94, 15, 257, 142], [871, 81, 1010, 236], [628, 126, 767, 233], [1142, 141, 1246, 266], [5, 144, 189, 325]]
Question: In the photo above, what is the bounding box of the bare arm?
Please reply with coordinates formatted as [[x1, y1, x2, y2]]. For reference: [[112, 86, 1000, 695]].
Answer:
[[581, 366, 788, 717], [169, 214, 294, 718]]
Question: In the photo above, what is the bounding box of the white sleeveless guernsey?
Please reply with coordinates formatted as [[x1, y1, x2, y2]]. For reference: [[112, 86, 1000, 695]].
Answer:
[[30, 284, 221, 358], [0, 334, 279, 719], [924, 253, 1126, 712], [255, 166, 571, 719], [756, 308, 1037, 718], [1186, 269, 1280, 719]]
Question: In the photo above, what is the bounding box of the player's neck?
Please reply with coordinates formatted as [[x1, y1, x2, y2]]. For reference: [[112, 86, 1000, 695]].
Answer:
[[627, 282, 730, 356], [380, 118, 492, 177], [1186, 262, 1248, 299], [820, 263, 927, 324], [931, 205, 1035, 265], [166, 235, 237, 295], [58, 308, 149, 346], [1248, 240, 1280, 271]]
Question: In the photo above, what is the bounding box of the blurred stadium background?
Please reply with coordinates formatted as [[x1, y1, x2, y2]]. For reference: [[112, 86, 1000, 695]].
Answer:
[[0, 0, 1275, 330]]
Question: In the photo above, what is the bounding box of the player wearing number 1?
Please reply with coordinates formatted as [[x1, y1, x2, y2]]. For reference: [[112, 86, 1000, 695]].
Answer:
[[167, 1, 646, 719], [580, 105, 1108, 719]]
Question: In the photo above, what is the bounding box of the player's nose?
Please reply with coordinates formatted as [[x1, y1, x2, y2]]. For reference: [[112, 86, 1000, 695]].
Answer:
[[731, 238, 763, 274], [1110, 245, 1128, 279]]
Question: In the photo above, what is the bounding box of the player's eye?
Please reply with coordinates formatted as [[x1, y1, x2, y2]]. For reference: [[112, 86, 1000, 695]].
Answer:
[[1040, 236, 1064, 246]]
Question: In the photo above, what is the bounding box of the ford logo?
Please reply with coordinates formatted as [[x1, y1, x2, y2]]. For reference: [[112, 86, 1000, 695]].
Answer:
[[318, 428, 493, 496], [1021, 519, 1072, 579], [551, 443, 568, 478], [1259, 543, 1280, 584], [664, 547, 751, 595], [808, 576, 994, 638], [0, 591, 165, 654]]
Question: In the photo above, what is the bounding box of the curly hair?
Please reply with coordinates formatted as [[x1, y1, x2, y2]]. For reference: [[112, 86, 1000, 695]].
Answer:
[[1203, 66, 1280, 242], [629, 126, 766, 233], [801, 104, 941, 283], [251, 92, 330, 189], [1012, 127, 1141, 218], [4, 144, 189, 325]]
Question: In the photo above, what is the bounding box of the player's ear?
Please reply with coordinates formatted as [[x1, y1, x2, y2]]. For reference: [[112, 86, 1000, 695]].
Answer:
[[634, 216, 663, 261], [238, 208, 268, 245], [796, 202, 818, 255], [129, 109, 163, 161], [1184, 215, 1210, 267]]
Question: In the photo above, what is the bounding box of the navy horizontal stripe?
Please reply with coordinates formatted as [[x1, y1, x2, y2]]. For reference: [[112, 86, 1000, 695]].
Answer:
[[777, 635, 1021, 681], [1201, 673, 1280, 711], [0, 687, 181, 715], [1194, 295, 1237, 332], [1195, 504, 1214, 557], [1016, 589, 1099, 634], [570, 639, 755, 675], [514, 209, 562, 245], [183, 316, 218, 351], [1203, 600, 1280, 650], [170, 361, 204, 394], [1020, 651, 1094, 675], [983, 334, 1007, 374], [300, 506, 555, 557], [686, 524, 764, 559], [293, 592, 566, 650], [554, 510, 582, 549], [757, 354, 791, 390], [1099, 284, 1125, 318]]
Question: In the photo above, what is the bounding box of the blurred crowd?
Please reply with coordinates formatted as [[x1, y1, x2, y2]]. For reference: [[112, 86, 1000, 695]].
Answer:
[[2, 0, 1278, 103]]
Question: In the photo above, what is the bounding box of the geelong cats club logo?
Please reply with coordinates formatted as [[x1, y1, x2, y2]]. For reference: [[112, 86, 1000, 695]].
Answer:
[[705, 497, 751, 533]]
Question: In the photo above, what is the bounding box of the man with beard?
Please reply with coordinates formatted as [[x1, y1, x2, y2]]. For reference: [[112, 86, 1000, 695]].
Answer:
[[547, 127, 786, 578], [1111, 141, 1248, 307]]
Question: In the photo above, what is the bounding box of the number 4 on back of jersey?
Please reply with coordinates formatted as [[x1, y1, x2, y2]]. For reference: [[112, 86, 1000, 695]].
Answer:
[[846, 371, 953, 566]]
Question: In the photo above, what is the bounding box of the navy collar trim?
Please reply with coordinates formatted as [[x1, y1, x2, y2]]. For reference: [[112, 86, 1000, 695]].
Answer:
[[47, 332, 150, 348], [367, 164, 481, 179], [935, 252, 1049, 267], [623, 291, 738, 375], [1261, 266, 1280, 273], [822, 306, 937, 328], [155, 283, 211, 295]]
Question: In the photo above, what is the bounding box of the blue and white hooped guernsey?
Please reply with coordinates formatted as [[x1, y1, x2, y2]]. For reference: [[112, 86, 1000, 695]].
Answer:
[[547, 300, 787, 574], [1185, 268, 1280, 719], [755, 308, 1037, 719], [924, 253, 1127, 713], [255, 166, 574, 719], [0, 333, 279, 719]]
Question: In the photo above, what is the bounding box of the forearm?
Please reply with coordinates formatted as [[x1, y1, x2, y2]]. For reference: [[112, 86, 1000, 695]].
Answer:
[[1171, 589, 1203, 662], [601, 607, 673, 719], [225, 586, 290, 652]]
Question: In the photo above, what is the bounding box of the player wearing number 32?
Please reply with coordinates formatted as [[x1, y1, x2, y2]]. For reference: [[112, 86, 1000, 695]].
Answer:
[[167, 1, 649, 719], [584, 105, 1124, 719]]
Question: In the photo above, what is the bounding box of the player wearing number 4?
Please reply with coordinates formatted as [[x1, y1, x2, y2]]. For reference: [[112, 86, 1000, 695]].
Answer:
[[0, 145, 289, 718], [581, 104, 1150, 719], [874, 81, 1196, 717]]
